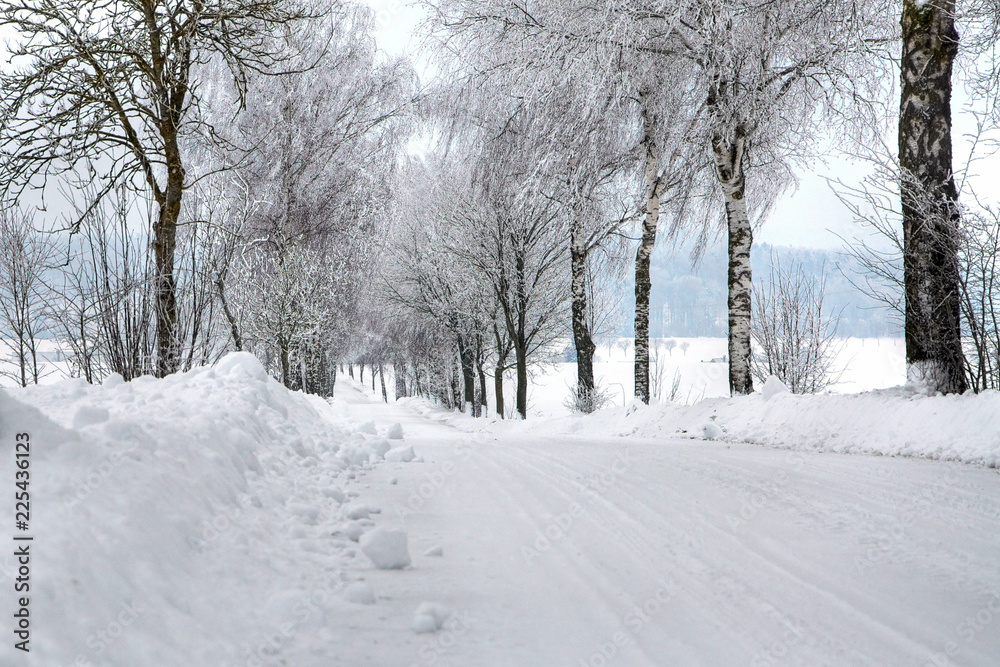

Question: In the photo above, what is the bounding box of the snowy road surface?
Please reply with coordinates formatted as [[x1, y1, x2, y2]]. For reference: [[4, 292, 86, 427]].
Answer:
[[329, 379, 1000, 667]]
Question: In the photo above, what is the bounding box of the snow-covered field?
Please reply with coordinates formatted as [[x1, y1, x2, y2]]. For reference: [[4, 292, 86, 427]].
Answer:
[[525, 337, 905, 418], [2, 351, 999, 666]]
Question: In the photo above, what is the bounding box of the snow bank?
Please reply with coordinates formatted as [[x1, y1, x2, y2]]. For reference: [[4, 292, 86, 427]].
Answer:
[[548, 382, 1000, 466], [0, 352, 409, 666], [388, 373, 1000, 466]]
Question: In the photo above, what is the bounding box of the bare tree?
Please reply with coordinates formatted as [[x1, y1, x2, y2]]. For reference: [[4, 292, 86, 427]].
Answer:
[[0, 0, 315, 376], [0, 206, 53, 386], [44, 189, 157, 382], [384, 157, 495, 416], [751, 254, 841, 394], [959, 197, 1000, 392]]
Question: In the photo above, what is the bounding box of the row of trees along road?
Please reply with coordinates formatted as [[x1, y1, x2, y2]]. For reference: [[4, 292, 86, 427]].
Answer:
[[400, 0, 996, 414], [0, 0, 998, 414]]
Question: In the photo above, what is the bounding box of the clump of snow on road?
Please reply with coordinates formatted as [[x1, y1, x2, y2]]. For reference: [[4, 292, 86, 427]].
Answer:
[[344, 582, 377, 605], [385, 444, 416, 462], [0, 352, 417, 666], [411, 602, 451, 633], [360, 527, 412, 569]]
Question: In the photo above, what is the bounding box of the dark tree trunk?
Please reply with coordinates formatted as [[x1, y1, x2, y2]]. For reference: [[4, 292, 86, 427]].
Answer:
[[394, 360, 407, 400], [494, 366, 505, 419], [215, 275, 243, 352], [515, 343, 528, 419], [899, 0, 967, 394], [634, 103, 663, 404], [457, 334, 477, 416], [571, 215, 597, 410], [494, 324, 508, 419], [711, 121, 754, 396], [279, 340, 291, 389], [153, 141, 184, 378], [476, 335, 488, 418], [450, 350, 462, 410], [348, 363, 354, 379], [378, 363, 388, 403]]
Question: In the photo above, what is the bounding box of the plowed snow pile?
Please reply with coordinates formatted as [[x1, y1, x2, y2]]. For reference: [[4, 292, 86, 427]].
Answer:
[[511, 379, 1000, 466], [616, 383, 1000, 468], [0, 353, 413, 666]]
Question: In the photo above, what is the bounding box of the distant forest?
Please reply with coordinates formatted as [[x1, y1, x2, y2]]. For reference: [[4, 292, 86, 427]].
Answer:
[[620, 242, 901, 339]]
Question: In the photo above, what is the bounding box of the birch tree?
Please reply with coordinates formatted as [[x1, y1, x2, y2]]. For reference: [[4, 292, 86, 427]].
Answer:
[[897, 0, 967, 393]]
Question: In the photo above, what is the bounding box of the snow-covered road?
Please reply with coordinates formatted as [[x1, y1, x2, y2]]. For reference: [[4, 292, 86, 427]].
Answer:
[[333, 379, 1000, 667]]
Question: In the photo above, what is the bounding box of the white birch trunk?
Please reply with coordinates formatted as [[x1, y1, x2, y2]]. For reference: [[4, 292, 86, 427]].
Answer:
[[712, 126, 754, 396]]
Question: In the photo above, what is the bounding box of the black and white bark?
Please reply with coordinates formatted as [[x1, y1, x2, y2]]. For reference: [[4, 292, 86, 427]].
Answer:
[[634, 104, 666, 404], [709, 106, 754, 396], [394, 360, 408, 399], [898, 0, 968, 393], [570, 211, 598, 408]]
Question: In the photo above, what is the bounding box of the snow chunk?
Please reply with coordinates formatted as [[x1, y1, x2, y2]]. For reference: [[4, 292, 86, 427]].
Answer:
[[385, 445, 415, 463], [344, 582, 376, 605], [338, 445, 371, 467], [322, 487, 346, 503], [214, 351, 268, 381], [424, 545, 443, 557], [411, 602, 451, 633], [386, 423, 404, 440], [343, 504, 370, 520], [72, 405, 110, 429], [359, 528, 411, 569], [370, 439, 392, 459], [287, 503, 320, 524], [761, 375, 791, 400], [358, 420, 378, 435], [103, 373, 124, 388], [702, 422, 724, 440], [341, 522, 369, 542]]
